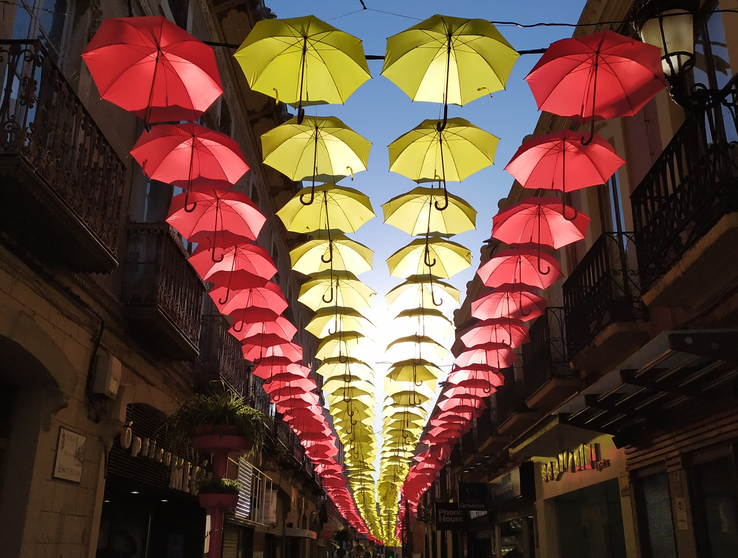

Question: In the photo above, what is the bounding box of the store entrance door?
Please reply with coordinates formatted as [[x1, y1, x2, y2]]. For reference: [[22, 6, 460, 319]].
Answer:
[[494, 517, 534, 558]]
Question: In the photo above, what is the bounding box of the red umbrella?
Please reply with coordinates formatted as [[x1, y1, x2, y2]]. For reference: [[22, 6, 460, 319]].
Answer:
[[166, 188, 265, 243], [240, 333, 297, 353], [190, 241, 276, 285], [243, 341, 303, 363], [477, 248, 563, 289], [229, 316, 297, 342], [525, 30, 665, 141], [444, 385, 498, 398], [436, 396, 485, 412], [253, 362, 310, 381], [454, 343, 518, 369], [492, 197, 590, 249], [211, 283, 286, 316], [471, 286, 547, 322], [505, 130, 623, 191], [131, 123, 249, 210], [82, 16, 223, 125], [460, 318, 529, 348]]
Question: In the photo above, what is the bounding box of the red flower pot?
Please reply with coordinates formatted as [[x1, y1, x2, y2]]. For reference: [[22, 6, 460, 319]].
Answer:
[[191, 425, 252, 455], [199, 492, 239, 509]]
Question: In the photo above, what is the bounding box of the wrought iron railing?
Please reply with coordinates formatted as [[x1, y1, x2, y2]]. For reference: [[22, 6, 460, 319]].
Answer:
[[0, 40, 125, 257], [198, 314, 250, 395], [631, 74, 738, 290], [494, 368, 527, 424], [563, 232, 647, 357], [253, 380, 272, 415], [522, 307, 576, 397], [121, 223, 205, 351]]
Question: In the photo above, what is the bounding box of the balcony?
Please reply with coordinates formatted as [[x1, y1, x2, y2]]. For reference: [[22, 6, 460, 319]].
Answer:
[[121, 223, 206, 360], [0, 41, 125, 272], [522, 307, 580, 411], [631, 76, 738, 309], [495, 368, 539, 438], [563, 232, 649, 371], [198, 314, 250, 395]]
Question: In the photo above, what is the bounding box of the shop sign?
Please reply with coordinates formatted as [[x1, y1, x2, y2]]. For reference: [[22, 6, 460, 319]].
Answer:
[[53, 427, 86, 483], [487, 462, 535, 507], [285, 527, 317, 539], [458, 483, 488, 510], [541, 443, 611, 483], [435, 502, 466, 530]]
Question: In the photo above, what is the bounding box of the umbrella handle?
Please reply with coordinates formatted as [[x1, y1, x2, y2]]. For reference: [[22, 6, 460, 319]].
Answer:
[[477, 86, 493, 99], [211, 248, 224, 263], [232, 320, 244, 333], [433, 184, 449, 212], [581, 119, 595, 146], [297, 107, 305, 125], [273, 88, 279, 104], [322, 284, 334, 304], [183, 189, 197, 213], [537, 256, 551, 276], [483, 383, 492, 395], [423, 242, 437, 269], [561, 198, 579, 222], [299, 184, 316, 206], [217, 288, 231, 305], [338, 353, 349, 364], [321, 241, 334, 264], [253, 355, 262, 365], [346, 166, 354, 181]]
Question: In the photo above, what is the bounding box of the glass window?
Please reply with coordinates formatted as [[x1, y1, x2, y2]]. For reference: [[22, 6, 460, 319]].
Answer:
[[12, 0, 68, 59], [636, 473, 677, 558], [691, 456, 738, 558]]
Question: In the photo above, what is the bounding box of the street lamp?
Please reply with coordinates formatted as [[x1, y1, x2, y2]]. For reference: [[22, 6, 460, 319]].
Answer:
[[630, 0, 700, 106]]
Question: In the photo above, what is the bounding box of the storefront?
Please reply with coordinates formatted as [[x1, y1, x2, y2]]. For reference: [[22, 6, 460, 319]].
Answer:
[[509, 417, 637, 558], [486, 463, 536, 558], [98, 403, 206, 558]]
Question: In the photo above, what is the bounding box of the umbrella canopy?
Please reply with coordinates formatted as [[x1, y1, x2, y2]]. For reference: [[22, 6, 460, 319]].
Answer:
[[261, 378, 316, 395], [387, 237, 471, 279], [385, 274, 460, 310], [525, 30, 666, 123], [228, 315, 297, 342], [277, 185, 375, 233], [262, 115, 371, 182], [382, 186, 477, 236], [471, 286, 547, 322], [388, 118, 498, 183], [290, 231, 373, 275], [492, 196, 590, 249], [253, 361, 310, 380], [306, 307, 374, 338], [166, 188, 266, 242], [394, 307, 454, 338], [385, 335, 449, 362], [234, 15, 371, 107], [477, 248, 563, 289], [210, 282, 288, 315], [316, 331, 368, 361], [317, 357, 375, 382], [505, 130, 624, 192], [130, 123, 249, 191], [82, 16, 223, 124], [454, 343, 518, 369], [189, 242, 277, 283], [385, 360, 443, 384], [298, 271, 376, 311], [242, 340, 303, 363], [459, 318, 529, 349], [382, 15, 519, 106]]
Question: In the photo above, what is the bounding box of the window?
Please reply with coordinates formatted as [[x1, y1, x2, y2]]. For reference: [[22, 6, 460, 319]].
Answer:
[[636, 472, 677, 558], [12, 0, 69, 60]]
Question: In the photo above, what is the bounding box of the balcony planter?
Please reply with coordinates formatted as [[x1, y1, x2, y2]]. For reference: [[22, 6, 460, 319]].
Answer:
[[199, 492, 239, 509], [197, 476, 240, 509], [191, 424, 252, 455]]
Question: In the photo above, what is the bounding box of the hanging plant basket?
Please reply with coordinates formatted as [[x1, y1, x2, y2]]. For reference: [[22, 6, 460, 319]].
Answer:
[[191, 425, 252, 455], [199, 492, 239, 509]]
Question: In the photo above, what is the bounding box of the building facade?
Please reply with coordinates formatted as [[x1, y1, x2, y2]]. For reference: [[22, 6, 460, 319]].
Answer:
[[0, 0, 345, 557]]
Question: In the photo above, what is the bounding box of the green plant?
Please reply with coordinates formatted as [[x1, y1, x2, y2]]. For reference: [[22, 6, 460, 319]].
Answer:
[[197, 475, 241, 494], [167, 391, 269, 452]]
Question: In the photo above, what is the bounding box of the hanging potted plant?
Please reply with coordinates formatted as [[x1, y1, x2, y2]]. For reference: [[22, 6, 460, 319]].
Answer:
[[167, 391, 269, 455], [197, 475, 241, 509]]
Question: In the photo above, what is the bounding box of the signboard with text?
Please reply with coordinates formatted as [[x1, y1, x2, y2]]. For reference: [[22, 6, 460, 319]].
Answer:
[[459, 483, 488, 510], [53, 427, 86, 483], [435, 502, 466, 530], [487, 462, 535, 508]]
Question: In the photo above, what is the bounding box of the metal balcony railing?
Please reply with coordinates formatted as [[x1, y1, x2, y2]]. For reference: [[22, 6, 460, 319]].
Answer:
[[121, 224, 205, 359], [522, 307, 576, 397], [563, 232, 647, 357], [494, 368, 527, 424], [631, 74, 738, 290], [198, 314, 250, 395], [0, 40, 125, 272]]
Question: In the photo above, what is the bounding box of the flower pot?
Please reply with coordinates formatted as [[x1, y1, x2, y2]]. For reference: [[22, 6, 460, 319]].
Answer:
[[199, 492, 239, 509], [191, 425, 252, 454]]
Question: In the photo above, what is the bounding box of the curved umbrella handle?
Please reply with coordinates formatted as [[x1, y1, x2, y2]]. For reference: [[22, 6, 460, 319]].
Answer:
[[211, 248, 224, 263], [423, 243, 437, 269], [338, 352, 349, 364], [321, 240, 334, 264], [253, 355, 263, 365], [483, 383, 492, 395], [346, 166, 354, 181], [537, 256, 551, 276], [433, 184, 449, 212], [299, 184, 316, 206], [297, 106, 305, 125], [477, 86, 493, 99], [273, 88, 279, 104], [232, 320, 244, 333], [272, 392, 280, 403], [561, 198, 579, 222], [322, 283, 334, 304], [183, 189, 197, 213], [327, 324, 335, 336], [217, 288, 231, 305]]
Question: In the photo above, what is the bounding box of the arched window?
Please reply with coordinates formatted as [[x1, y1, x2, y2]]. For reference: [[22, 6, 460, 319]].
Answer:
[[12, 0, 69, 60]]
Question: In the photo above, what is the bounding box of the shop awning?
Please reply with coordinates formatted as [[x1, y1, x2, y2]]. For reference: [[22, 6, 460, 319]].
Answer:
[[555, 329, 738, 447]]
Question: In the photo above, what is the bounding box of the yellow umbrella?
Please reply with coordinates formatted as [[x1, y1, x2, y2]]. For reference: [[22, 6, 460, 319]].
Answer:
[[305, 306, 374, 338], [393, 308, 455, 338], [316, 331, 368, 361], [322, 376, 374, 395], [290, 230, 373, 275], [385, 274, 460, 310], [386, 335, 449, 361], [235, 16, 371, 109], [382, 15, 519, 106], [298, 270, 375, 311], [385, 359, 443, 384], [316, 356, 374, 381], [323, 383, 375, 401], [382, 403, 428, 420], [387, 236, 471, 279], [277, 184, 375, 233], [386, 380, 437, 398], [262, 116, 371, 200], [382, 186, 477, 236]]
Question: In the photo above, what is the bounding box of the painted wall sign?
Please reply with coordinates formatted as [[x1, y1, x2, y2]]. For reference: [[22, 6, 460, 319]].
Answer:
[[541, 443, 611, 482], [53, 427, 86, 483]]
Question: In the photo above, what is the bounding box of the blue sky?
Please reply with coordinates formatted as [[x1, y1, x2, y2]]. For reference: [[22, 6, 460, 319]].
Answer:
[[267, 0, 587, 308]]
